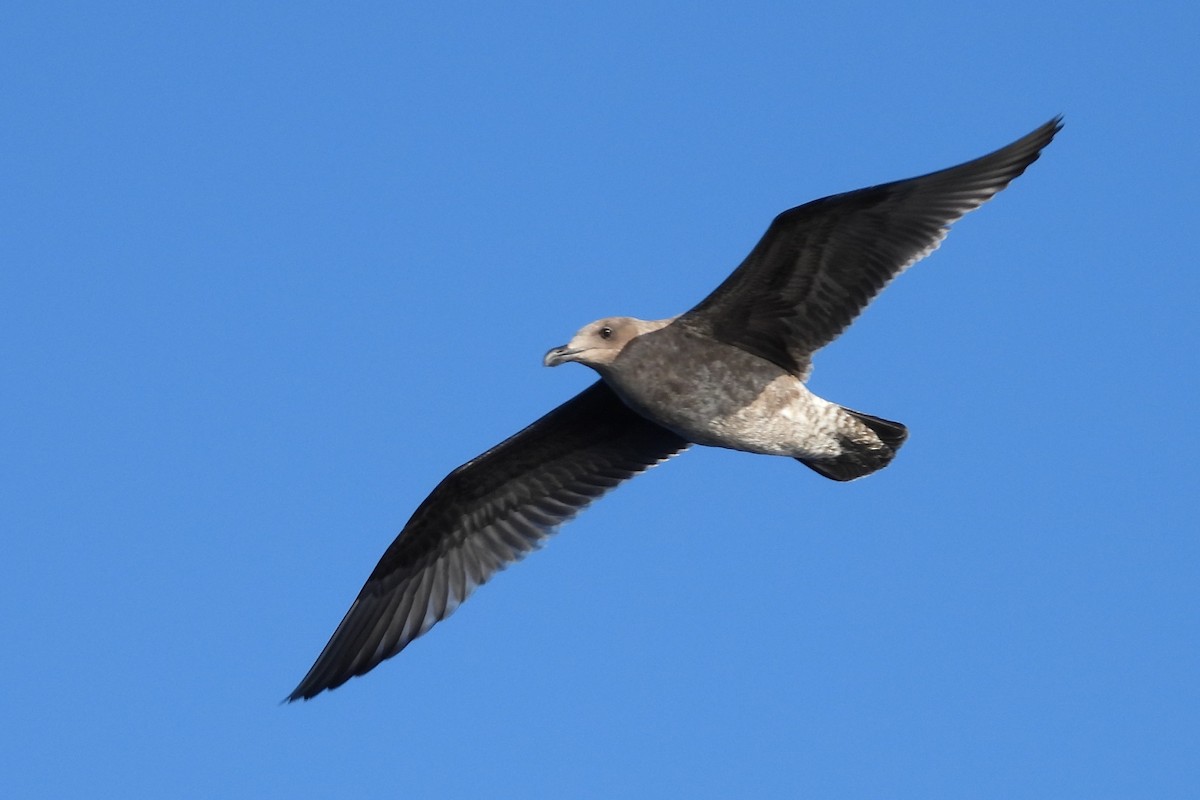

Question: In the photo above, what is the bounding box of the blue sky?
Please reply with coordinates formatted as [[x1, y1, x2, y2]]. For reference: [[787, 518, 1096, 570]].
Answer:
[[2, 2, 1196, 797]]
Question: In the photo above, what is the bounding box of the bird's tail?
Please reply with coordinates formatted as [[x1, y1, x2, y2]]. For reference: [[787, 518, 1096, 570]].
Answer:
[[796, 408, 908, 482]]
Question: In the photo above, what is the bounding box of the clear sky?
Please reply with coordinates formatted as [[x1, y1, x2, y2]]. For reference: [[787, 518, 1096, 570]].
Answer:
[[2, 2, 1196, 798]]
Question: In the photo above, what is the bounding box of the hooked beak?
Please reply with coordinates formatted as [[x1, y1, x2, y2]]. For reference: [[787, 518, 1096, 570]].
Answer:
[[543, 345, 581, 367]]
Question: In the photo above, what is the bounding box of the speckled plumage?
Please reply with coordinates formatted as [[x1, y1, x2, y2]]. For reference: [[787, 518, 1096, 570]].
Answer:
[[597, 323, 861, 459], [290, 118, 1061, 701]]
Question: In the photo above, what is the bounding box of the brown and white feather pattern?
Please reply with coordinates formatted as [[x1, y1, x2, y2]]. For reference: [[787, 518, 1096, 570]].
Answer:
[[288, 382, 688, 701], [679, 117, 1062, 377]]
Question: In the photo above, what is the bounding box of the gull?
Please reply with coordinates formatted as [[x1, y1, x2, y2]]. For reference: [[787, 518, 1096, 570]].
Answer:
[[289, 117, 1061, 700]]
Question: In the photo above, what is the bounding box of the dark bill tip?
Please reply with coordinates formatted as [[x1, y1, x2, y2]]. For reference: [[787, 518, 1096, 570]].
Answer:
[[543, 345, 576, 367]]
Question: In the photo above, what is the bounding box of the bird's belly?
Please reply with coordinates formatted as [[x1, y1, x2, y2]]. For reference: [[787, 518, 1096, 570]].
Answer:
[[657, 379, 842, 456], [609, 354, 845, 459]]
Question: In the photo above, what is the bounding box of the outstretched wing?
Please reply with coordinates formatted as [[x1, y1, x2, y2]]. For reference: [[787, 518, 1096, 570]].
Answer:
[[678, 118, 1062, 377], [288, 381, 689, 700]]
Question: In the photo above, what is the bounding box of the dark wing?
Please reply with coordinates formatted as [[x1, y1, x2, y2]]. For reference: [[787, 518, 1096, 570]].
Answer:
[[677, 117, 1062, 377], [288, 381, 689, 701]]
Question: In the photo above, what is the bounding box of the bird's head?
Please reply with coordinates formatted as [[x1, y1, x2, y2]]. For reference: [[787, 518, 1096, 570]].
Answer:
[[543, 316, 646, 370]]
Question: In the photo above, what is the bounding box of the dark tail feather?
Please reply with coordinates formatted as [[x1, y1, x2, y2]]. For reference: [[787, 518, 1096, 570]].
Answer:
[[846, 408, 908, 449], [797, 408, 908, 482]]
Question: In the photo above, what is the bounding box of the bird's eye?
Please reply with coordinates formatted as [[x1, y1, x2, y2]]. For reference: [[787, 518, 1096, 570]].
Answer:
[[598, 326, 613, 340]]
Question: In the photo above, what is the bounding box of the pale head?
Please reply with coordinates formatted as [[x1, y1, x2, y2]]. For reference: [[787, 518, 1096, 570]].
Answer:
[[544, 316, 665, 370]]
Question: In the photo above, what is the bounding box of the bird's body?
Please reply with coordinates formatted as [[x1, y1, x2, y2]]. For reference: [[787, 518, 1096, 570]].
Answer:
[[581, 320, 883, 462], [289, 118, 1062, 701]]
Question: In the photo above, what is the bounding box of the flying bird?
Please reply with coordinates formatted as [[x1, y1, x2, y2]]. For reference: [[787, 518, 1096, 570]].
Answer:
[[289, 117, 1061, 700]]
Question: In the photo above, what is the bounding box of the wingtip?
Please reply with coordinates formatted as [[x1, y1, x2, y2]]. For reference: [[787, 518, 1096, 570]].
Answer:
[[286, 672, 341, 703], [283, 684, 312, 704], [1017, 115, 1065, 170], [1015, 115, 1064, 152], [1034, 115, 1065, 145], [285, 668, 338, 703]]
